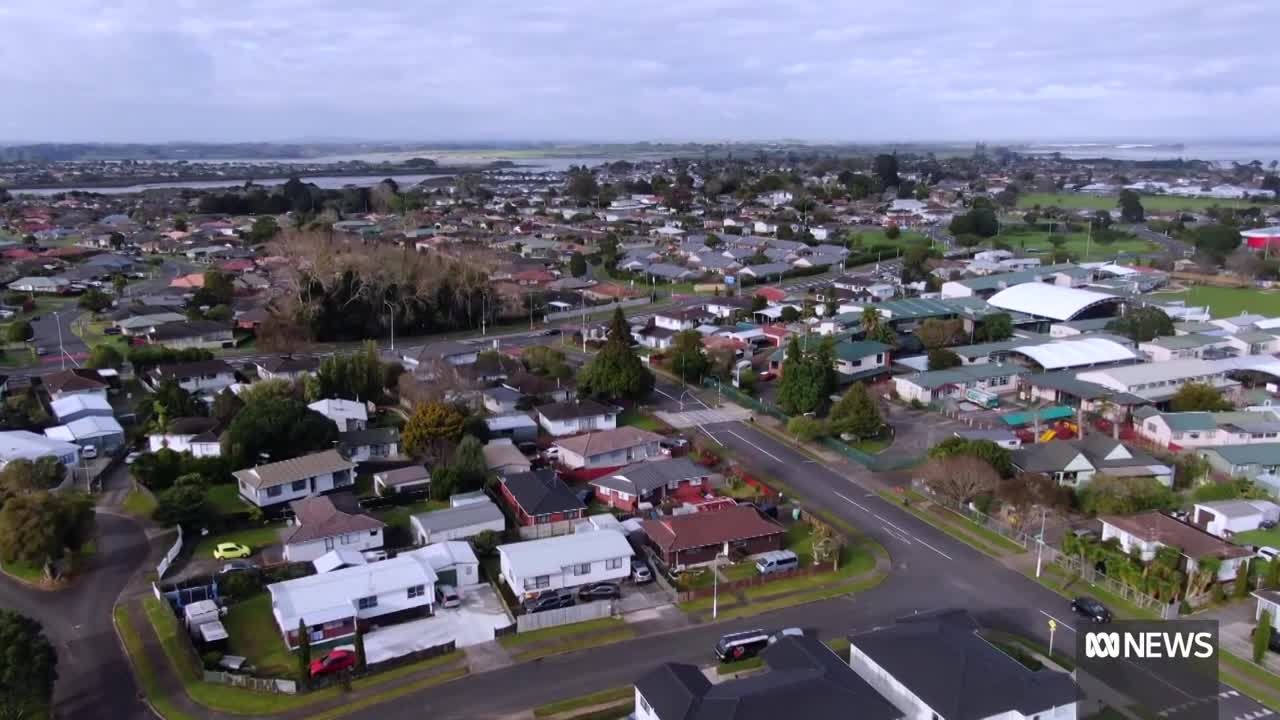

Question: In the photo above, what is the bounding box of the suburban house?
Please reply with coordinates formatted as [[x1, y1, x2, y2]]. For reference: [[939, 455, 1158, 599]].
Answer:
[[418, 540, 481, 589], [338, 427, 400, 463], [45, 415, 125, 455], [552, 427, 664, 470], [42, 369, 109, 400], [268, 546, 440, 649], [407, 340, 478, 369], [848, 609, 1080, 720], [373, 465, 431, 496], [411, 498, 506, 545], [589, 458, 715, 512], [255, 356, 320, 382], [8, 276, 70, 294], [653, 309, 703, 333], [1075, 359, 1237, 403], [233, 449, 357, 509], [1011, 436, 1173, 488], [1198, 444, 1280, 481], [504, 372, 574, 404], [50, 393, 113, 423], [483, 439, 533, 476], [537, 399, 619, 437], [116, 312, 186, 337], [635, 634, 902, 720], [148, 360, 237, 395], [145, 320, 234, 349], [498, 468, 587, 528], [833, 340, 893, 382], [482, 386, 524, 414], [634, 325, 678, 350], [484, 414, 538, 443], [1136, 409, 1280, 450], [497, 529, 634, 598], [891, 364, 1025, 405], [149, 417, 222, 456], [642, 505, 786, 568], [0, 430, 79, 468], [1191, 500, 1280, 539], [1100, 511, 1253, 583], [307, 399, 369, 432], [282, 494, 385, 563]]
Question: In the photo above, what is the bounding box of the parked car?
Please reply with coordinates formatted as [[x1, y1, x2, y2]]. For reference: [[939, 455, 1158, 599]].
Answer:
[[523, 590, 575, 614], [1258, 546, 1280, 562], [577, 582, 620, 601], [758, 371, 777, 382], [125, 452, 142, 465], [768, 627, 805, 644], [1251, 626, 1280, 654], [715, 629, 771, 662], [81, 445, 98, 459], [213, 542, 251, 560], [218, 560, 256, 574], [35, 347, 49, 356], [437, 584, 461, 609], [631, 560, 654, 584], [309, 648, 358, 677], [541, 328, 560, 336], [1070, 596, 1112, 623], [104, 326, 123, 336]]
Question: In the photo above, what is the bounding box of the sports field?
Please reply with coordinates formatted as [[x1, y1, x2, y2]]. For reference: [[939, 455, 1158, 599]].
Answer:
[[1153, 286, 1280, 318], [1016, 192, 1261, 213]]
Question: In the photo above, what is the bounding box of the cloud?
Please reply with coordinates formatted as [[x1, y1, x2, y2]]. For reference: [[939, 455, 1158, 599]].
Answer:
[[0, 0, 1276, 142]]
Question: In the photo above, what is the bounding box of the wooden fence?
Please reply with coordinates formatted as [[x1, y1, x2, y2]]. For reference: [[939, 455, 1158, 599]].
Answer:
[[516, 600, 613, 633]]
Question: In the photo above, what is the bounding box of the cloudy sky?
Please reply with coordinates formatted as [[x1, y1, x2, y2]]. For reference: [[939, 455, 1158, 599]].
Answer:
[[1, 0, 1278, 143]]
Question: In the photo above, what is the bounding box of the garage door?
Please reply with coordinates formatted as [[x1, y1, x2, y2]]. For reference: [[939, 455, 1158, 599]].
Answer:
[[437, 569, 457, 586]]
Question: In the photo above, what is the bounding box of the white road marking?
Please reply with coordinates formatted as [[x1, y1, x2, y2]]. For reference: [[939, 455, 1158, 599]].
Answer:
[[698, 425, 724, 446], [881, 525, 914, 545], [833, 491, 952, 559], [725, 429, 783, 462], [833, 491, 869, 513], [908, 536, 952, 560], [1039, 610, 1076, 633]]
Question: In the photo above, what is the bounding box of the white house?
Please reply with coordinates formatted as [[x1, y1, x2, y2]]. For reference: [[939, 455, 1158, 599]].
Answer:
[[0, 431, 79, 468], [149, 360, 237, 395], [410, 499, 505, 545], [233, 449, 357, 508], [552, 427, 664, 470], [338, 427, 400, 463], [536, 399, 618, 437], [254, 356, 320, 382], [848, 609, 1080, 720], [267, 545, 439, 649], [1192, 500, 1280, 539], [1100, 511, 1252, 583], [1076, 359, 1237, 403], [282, 495, 385, 563], [45, 416, 125, 454], [149, 417, 222, 457], [497, 529, 633, 598], [1136, 409, 1280, 449], [8, 276, 69, 294], [652, 310, 700, 333], [373, 465, 431, 496], [308, 399, 369, 432], [418, 540, 481, 589], [49, 394, 113, 424]]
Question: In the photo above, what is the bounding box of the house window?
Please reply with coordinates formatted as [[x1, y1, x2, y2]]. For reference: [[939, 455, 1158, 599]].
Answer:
[[573, 563, 591, 575], [606, 557, 623, 570], [408, 585, 425, 599], [341, 534, 353, 545], [267, 486, 283, 497], [524, 575, 551, 590], [291, 480, 308, 492], [875, 353, 884, 364], [357, 596, 378, 610]]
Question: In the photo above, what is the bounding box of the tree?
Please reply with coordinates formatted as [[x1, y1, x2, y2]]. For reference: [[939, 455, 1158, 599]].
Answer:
[[82, 343, 122, 370], [917, 318, 964, 349], [112, 274, 128, 297], [1117, 189, 1145, 223], [0, 491, 94, 578], [212, 389, 245, 427], [885, 224, 901, 240], [927, 348, 962, 371], [314, 341, 384, 402], [1105, 306, 1174, 343], [249, 216, 280, 243], [5, 322, 31, 344], [566, 167, 599, 205], [153, 475, 211, 528], [787, 416, 826, 442], [920, 456, 999, 506], [827, 383, 883, 439], [1170, 382, 1235, 412], [152, 378, 204, 427], [751, 295, 768, 312], [1227, 248, 1264, 279], [668, 330, 710, 383], [1193, 224, 1242, 261], [1257, 610, 1273, 664], [977, 313, 1013, 342], [297, 619, 312, 684], [779, 306, 801, 323], [221, 397, 338, 469], [569, 252, 587, 278], [0, 611, 57, 718], [429, 465, 460, 502], [873, 153, 900, 188], [1236, 559, 1253, 599], [1078, 475, 1177, 515], [928, 437, 1014, 477], [354, 624, 367, 671], [578, 308, 654, 402], [402, 401, 466, 459], [452, 435, 487, 491], [78, 289, 113, 313]]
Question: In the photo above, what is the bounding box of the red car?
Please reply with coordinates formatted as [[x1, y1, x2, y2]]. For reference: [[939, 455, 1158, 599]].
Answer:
[[309, 649, 358, 677]]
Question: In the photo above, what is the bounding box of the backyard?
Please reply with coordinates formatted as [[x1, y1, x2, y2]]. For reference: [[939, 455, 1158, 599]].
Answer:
[[374, 498, 449, 534], [1016, 191, 1262, 213], [190, 524, 286, 559], [223, 593, 296, 678], [1231, 528, 1280, 549], [1153, 286, 1280, 318], [207, 484, 249, 516]]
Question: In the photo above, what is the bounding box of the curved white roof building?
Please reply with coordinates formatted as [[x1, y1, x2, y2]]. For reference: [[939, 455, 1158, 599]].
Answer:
[[1013, 337, 1138, 370], [987, 283, 1121, 322]]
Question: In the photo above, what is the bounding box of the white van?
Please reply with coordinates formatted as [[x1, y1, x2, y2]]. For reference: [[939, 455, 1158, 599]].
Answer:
[[754, 550, 799, 575]]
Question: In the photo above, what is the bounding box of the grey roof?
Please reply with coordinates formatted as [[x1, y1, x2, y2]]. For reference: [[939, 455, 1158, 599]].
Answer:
[[411, 499, 504, 533], [1201, 443, 1280, 467], [1012, 436, 1161, 474], [233, 449, 355, 490], [590, 458, 708, 495], [647, 263, 696, 279], [741, 262, 792, 276], [537, 398, 616, 421], [338, 427, 399, 448], [636, 635, 901, 720], [257, 355, 320, 375], [849, 610, 1080, 720], [374, 465, 430, 486], [502, 469, 585, 517]]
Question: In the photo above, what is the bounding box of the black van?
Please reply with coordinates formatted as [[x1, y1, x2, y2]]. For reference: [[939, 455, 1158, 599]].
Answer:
[[715, 629, 771, 662]]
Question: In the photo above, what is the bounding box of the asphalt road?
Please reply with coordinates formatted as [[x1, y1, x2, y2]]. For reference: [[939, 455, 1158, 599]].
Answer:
[[1132, 224, 1195, 258], [0, 502, 150, 720]]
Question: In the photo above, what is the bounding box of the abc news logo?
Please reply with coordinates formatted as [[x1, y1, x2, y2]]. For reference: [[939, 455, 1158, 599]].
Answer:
[[1084, 630, 1215, 660]]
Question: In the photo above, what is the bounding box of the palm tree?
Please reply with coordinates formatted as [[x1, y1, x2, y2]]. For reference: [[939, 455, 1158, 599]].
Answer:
[[861, 307, 881, 335]]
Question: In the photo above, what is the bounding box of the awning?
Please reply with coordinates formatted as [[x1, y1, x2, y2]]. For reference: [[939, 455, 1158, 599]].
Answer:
[[1001, 406, 1075, 427]]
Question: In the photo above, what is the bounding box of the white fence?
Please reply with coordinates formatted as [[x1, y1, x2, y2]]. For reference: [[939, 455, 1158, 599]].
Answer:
[[156, 525, 184, 579], [203, 671, 298, 695], [516, 600, 613, 633], [517, 520, 577, 540], [544, 297, 650, 321]]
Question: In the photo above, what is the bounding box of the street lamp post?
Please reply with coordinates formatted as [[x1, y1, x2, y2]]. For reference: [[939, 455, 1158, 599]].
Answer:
[[711, 548, 729, 620], [1034, 506, 1047, 578], [53, 310, 65, 370], [383, 301, 396, 352]]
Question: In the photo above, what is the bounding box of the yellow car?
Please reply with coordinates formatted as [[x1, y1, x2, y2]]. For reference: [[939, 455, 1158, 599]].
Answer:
[[213, 542, 251, 560]]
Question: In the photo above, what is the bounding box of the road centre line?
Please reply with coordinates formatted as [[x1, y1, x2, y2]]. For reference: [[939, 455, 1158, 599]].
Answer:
[[724, 429, 783, 462]]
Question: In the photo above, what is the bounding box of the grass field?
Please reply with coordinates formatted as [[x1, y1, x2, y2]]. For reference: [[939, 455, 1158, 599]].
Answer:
[[1153, 286, 1280, 318], [190, 524, 285, 559], [206, 484, 248, 516], [1231, 528, 1280, 548], [992, 227, 1159, 260], [223, 594, 296, 678], [1017, 191, 1263, 213], [122, 486, 158, 518], [846, 229, 931, 252]]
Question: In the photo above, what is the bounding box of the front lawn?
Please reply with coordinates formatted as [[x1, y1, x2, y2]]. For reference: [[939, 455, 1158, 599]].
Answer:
[[189, 524, 285, 559], [721, 562, 758, 582], [223, 594, 296, 678], [1229, 528, 1280, 549], [618, 408, 668, 432], [206, 484, 249, 516]]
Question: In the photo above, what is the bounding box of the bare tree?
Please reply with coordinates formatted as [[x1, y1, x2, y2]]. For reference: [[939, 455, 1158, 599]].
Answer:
[[920, 455, 999, 506], [1226, 248, 1263, 280]]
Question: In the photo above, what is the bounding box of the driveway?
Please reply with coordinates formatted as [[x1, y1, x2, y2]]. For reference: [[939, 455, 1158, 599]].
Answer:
[[364, 584, 511, 664]]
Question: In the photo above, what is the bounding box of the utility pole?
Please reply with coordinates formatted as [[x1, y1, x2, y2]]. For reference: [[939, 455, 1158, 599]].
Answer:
[[1034, 506, 1047, 578], [53, 311, 65, 370]]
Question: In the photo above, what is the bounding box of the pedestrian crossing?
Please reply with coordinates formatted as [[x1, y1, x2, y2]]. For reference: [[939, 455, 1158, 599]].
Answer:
[[655, 406, 752, 428]]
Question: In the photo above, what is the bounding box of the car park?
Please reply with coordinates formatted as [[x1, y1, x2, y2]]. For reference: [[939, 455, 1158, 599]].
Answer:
[[1070, 596, 1112, 623], [523, 589, 575, 614], [577, 582, 620, 601]]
